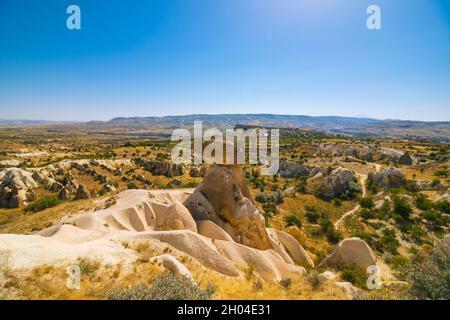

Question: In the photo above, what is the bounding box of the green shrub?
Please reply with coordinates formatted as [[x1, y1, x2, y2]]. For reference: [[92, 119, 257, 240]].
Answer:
[[434, 200, 450, 214], [359, 197, 375, 209], [319, 216, 342, 244], [305, 211, 320, 224], [284, 215, 302, 229], [279, 278, 292, 289], [360, 208, 375, 220], [107, 273, 215, 300], [393, 196, 412, 220], [407, 245, 450, 300], [415, 193, 433, 211], [307, 270, 324, 289], [127, 182, 138, 189], [25, 196, 61, 213], [378, 228, 400, 254], [338, 263, 367, 289]]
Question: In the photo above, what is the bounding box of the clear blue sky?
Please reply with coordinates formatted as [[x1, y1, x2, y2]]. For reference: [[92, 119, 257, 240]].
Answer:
[[0, 0, 449, 121]]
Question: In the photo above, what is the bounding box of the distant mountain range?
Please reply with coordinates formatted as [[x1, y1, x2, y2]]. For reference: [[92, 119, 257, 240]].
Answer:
[[1, 114, 449, 141], [107, 114, 450, 141]]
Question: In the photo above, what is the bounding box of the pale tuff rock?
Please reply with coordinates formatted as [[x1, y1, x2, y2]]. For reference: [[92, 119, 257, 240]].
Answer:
[[266, 228, 295, 264], [368, 167, 406, 189], [318, 237, 377, 269], [184, 165, 272, 250], [151, 254, 195, 282], [283, 186, 296, 197], [269, 229, 315, 268], [279, 162, 309, 178], [318, 143, 374, 162], [0, 168, 38, 208], [196, 220, 234, 242], [0, 159, 22, 167], [307, 167, 360, 199], [335, 282, 361, 298], [0, 187, 310, 282]]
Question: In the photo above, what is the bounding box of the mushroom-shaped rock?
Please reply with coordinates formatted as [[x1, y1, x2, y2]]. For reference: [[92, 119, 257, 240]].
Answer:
[[318, 237, 376, 269], [184, 165, 272, 250]]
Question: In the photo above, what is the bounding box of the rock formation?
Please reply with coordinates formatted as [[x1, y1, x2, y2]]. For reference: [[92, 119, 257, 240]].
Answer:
[[368, 167, 406, 189], [0, 168, 38, 208], [307, 168, 360, 199], [184, 165, 272, 250], [75, 184, 91, 200], [318, 237, 376, 269]]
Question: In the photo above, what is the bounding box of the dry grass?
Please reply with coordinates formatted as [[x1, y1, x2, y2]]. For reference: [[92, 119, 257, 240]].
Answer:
[[0, 198, 96, 234]]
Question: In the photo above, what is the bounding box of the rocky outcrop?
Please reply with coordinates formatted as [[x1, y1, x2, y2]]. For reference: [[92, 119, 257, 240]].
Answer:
[[135, 159, 185, 177], [0, 168, 38, 208], [398, 153, 414, 165], [307, 168, 360, 199], [189, 165, 208, 178], [184, 165, 272, 250], [43, 177, 64, 193], [318, 237, 376, 269], [368, 168, 406, 189], [279, 162, 309, 178], [58, 188, 72, 201], [75, 184, 91, 200], [318, 143, 374, 162]]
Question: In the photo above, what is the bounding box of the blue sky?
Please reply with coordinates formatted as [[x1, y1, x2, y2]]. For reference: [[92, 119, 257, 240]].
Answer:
[[0, 0, 449, 121]]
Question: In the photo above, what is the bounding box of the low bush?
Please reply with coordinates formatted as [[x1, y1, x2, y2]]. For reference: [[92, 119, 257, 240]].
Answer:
[[24, 196, 61, 213], [359, 197, 375, 210], [107, 273, 215, 300], [284, 215, 302, 229], [407, 244, 450, 300], [338, 263, 367, 289]]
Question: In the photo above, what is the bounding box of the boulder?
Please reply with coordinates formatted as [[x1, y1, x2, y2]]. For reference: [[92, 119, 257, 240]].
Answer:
[[283, 186, 295, 197], [184, 165, 272, 250], [318, 237, 376, 269], [151, 254, 194, 282]]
